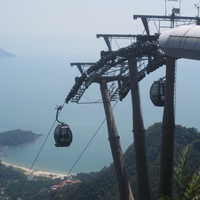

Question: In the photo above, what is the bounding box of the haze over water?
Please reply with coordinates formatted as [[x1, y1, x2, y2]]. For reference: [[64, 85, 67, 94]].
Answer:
[[0, 56, 115, 175], [1, 135, 112, 175], [1, 0, 200, 175], [1, 54, 200, 175]]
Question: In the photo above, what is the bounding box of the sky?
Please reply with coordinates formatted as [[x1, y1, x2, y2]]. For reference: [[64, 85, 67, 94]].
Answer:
[[1, 0, 199, 58], [1, 0, 200, 158]]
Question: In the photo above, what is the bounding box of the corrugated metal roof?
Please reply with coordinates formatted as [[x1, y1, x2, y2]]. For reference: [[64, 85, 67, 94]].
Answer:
[[159, 25, 200, 60]]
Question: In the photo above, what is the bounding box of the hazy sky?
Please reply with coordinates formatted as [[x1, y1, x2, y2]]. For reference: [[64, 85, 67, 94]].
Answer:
[[1, 0, 199, 57], [1, 0, 200, 155]]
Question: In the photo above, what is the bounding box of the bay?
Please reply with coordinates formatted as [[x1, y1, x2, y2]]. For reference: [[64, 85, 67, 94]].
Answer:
[[0, 55, 117, 175], [0, 54, 164, 176], [0, 133, 113, 175]]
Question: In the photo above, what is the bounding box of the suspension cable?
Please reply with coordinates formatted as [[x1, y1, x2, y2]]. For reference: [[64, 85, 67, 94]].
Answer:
[[67, 118, 106, 175], [15, 101, 66, 199], [66, 99, 119, 176], [50, 99, 119, 199], [16, 98, 119, 199]]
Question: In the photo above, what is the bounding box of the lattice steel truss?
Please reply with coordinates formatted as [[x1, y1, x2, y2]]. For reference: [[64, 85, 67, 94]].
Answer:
[[65, 13, 199, 104]]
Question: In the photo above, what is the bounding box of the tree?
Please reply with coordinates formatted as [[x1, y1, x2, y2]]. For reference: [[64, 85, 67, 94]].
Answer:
[[174, 141, 200, 200], [159, 140, 200, 200]]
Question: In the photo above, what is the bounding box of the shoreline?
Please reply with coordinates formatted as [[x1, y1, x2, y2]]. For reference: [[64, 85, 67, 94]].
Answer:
[[1, 161, 69, 179]]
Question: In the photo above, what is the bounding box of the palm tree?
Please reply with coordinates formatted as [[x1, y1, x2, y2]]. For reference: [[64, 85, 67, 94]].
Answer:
[[159, 141, 200, 200], [174, 141, 200, 200]]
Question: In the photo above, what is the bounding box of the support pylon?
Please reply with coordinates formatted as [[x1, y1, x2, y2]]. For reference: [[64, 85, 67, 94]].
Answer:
[[128, 56, 152, 200], [100, 80, 134, 200], [158, 57, 176, 198]]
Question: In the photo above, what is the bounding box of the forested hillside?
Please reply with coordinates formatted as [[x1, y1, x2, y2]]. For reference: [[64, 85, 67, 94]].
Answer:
[[1, 123, 200, 200], [45, 123, 200, 200], [0, 161, 25, 188], [0, 129, 41, 146]]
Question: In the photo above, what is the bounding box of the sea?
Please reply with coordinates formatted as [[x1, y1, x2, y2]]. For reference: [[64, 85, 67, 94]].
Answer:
[[2, 53, 199, 176], [0, 54, 135, 176], [0, 135, 113, 175]]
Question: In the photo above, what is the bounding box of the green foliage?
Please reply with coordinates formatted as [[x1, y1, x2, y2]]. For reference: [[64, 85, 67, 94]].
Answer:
[[48, 123, 200, 200], [0, 129, 41, 146], [0, 161, 25, 187], [5, 178, 62, 200], [158, 196, 172, 200], [74, 171, 98, 181], [174, 141, 200, 200], [53, 166, 119, 200], [1, 123, 200, 200]]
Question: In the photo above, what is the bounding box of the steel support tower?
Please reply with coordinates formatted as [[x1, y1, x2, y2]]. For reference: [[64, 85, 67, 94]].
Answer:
[[65, 12, 199, 200]]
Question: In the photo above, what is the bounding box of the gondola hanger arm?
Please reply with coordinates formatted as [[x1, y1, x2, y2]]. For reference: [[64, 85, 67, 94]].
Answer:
[[55, 105, 63, 124]]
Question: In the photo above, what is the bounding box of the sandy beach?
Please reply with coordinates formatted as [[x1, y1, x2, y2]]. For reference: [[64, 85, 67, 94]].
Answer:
[[1, 161, 68, 179]]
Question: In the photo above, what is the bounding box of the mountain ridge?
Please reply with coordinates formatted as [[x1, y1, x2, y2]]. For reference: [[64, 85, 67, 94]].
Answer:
[[48, 123, 200, 200], [0, 48, 15, 57], [1, 123, 200, 199]]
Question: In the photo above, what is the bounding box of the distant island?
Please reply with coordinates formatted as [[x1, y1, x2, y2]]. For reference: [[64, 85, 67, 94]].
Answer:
[[0, 129, 41, 147], [0, 48, 15, 58]]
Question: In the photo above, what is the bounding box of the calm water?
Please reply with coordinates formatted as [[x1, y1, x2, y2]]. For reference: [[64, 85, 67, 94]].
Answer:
[[0, 134, 113, 175], [1, 54, 171, 175], [0, 55, 118, 175]]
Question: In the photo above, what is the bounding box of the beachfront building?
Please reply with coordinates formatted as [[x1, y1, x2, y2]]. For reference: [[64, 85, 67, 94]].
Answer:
[[51, 179, 81, 190]]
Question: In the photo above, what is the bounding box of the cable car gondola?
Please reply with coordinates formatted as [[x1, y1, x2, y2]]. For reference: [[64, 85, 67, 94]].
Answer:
[[150, 78, 166, 107], [54, 106, 73, 147]]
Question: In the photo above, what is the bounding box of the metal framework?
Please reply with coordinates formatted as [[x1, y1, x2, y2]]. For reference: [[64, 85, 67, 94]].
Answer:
[[65, 12, 200, 200], [66, 14, 199, 105], [133, 14, 199, 34], [66, 41, 164, 104]]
